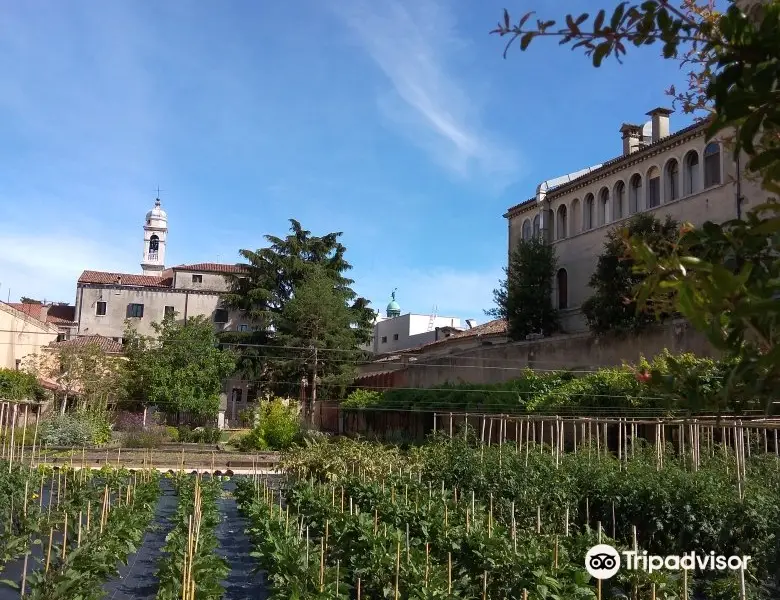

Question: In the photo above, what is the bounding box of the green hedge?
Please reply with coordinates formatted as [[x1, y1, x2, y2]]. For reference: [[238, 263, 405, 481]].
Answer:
[[344, 351, 753, 415]]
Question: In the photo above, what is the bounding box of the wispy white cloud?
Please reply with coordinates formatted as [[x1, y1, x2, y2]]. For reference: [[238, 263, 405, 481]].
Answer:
[[0, 229, 133, 304], [356, 265, 503, 320], [0, 3, 167, 303], [332, 0, 521, 185]]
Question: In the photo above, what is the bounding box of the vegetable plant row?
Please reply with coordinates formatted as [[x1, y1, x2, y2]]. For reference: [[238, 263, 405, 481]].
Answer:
[[272, 434, 780, 599], [155, 473, 229, 600], [0, 461, 161, 599]]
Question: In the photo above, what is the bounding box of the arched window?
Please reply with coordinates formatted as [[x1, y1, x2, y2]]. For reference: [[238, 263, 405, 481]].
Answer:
[[665, 159, 679, 202], [704, 143, 721, 187], [613, 181, 625, 220], [684, 150, 700, 195], [570, 198, 581, 234], [598, 188, 609, 226], [629, 174, 642, 214], [647, 167, 661, 208], [583, 194, 595, 230], [149, 234, 159, 253], [557, 268, 568, 310], [556, 205, 568, 240], [522, 219, 531, 240]]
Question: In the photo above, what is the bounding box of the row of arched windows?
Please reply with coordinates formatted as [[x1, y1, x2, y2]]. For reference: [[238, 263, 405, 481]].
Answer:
[[521, 142, 722, 241]]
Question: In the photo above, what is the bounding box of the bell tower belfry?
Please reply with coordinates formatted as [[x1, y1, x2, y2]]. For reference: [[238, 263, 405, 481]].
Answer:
[[141, 197, 168, 275]]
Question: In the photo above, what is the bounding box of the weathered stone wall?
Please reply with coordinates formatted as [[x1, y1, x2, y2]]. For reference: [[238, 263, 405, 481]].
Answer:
[[398, 320, 716, 388]]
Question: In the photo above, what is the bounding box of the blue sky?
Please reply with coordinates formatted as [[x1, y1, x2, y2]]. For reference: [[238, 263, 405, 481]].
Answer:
[[0, 0, 695, 320]]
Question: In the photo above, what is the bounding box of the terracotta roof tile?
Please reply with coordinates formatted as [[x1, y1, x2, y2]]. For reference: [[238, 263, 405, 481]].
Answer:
[[173, 263, 247, 274], [391, 319, 508, 355], [6, 302, 76, 326], [49, 334, 124, 354], [504, 119, 709, 217], [8, 303, 44, 321], [45, 304, 77, 325], [78, 270, 173, 287]]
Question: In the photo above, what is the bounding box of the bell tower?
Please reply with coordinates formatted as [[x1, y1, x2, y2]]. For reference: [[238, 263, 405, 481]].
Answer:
[[141, 197, 168, 275]]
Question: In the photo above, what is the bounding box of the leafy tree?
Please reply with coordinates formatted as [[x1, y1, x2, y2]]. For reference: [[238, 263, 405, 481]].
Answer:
[[487, 236, 558, 340], [23, 342, 127, 415], [221, 219, 374, 397], [123, 314, 236, 418], [492, 1, 780, 410], [19, 297, 41, 304], [582, 214, 679, 334]]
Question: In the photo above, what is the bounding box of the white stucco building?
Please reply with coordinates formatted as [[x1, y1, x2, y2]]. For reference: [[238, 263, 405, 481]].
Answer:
[[362, 290, 474, 354], [504, 108, 773, 333]]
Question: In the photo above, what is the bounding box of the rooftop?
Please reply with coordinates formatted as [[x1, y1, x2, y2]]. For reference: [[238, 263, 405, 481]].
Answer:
[[383, 318, 508, 357], [78, 270, 173, 287], [48, 334, 124, 354], [7, 302, 77, 326], [504, 118, 709, 218], [173, 263, 247, 274], [78, 262, 246, 288]]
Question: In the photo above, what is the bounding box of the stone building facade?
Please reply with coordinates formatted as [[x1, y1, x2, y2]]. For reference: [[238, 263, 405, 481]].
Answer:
[[504, 109, 771, 332], [72, 197, 253, 426]]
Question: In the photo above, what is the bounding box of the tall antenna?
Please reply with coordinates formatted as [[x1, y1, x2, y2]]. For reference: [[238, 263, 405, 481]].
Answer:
[[427, 304, 438, 332]]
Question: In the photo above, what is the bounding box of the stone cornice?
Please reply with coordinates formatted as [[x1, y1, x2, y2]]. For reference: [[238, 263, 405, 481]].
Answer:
[[76, 283, 227, 296]]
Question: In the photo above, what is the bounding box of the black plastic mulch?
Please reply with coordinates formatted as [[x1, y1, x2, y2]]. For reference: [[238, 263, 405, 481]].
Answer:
[[216, 479, 268, 600], [102, 477, 177, 600]]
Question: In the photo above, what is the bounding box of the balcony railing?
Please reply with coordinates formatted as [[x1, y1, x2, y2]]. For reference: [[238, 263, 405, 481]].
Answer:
[[145, 251, 159, 262]]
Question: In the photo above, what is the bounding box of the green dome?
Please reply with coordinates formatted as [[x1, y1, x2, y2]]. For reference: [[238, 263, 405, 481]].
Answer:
[[386, 289, 401, 317]]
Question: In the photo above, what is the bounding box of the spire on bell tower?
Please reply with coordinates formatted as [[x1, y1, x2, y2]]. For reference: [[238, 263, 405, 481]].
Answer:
[[141, 193, 168, 275]]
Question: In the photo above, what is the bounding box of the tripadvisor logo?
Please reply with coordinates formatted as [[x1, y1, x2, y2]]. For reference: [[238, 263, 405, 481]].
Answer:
[[585, 544, 751, 580]]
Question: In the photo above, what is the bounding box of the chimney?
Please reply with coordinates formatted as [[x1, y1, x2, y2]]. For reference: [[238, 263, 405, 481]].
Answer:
[[620, 124, 643, 155], [646, 107, 673, 143], [40, 304, 50, 323], [116, 276, 122, 285]]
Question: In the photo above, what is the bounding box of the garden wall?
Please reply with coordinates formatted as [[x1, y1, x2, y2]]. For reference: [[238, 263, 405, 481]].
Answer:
[[383, 319, 716, 390]]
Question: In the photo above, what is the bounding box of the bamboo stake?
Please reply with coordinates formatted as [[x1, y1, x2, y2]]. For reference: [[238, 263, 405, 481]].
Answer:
[[0, 403, 6, 460], [19, 405, 28, 464], [448, 552, 452, 594], [21, 552, 29, 598], [45, 527, 53, 573], [394, 540, 400, 600], [77, 510, 83, 547], [8, 404, 18, 471], [62, 511, 68, 560], [30, 411, 39, 468]]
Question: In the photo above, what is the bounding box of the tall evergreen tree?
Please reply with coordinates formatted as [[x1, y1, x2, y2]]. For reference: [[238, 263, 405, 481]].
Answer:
[[487, 236, 558, 340], [220, 219, 373, 398], [582, 214, 679, 335]]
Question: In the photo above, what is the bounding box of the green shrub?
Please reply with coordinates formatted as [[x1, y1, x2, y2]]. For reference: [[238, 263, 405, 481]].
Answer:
[[238, 399, 301, 451], [123, 425, 172, 448], [39, 412, 110, 447], [341, 389, 383, 408], [177, 425, 220, 444], [0, 369, 42, 401], [165, 426, 179, 442]]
